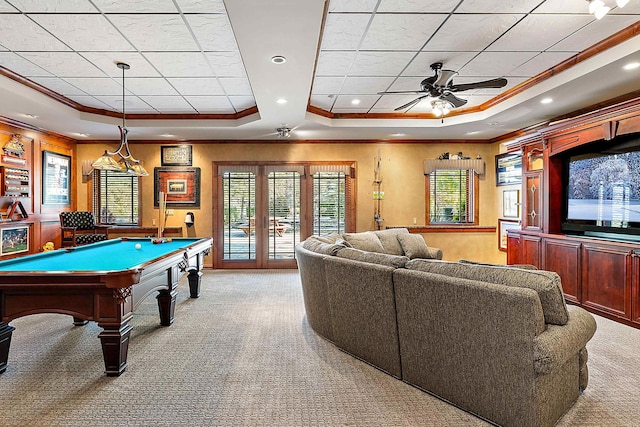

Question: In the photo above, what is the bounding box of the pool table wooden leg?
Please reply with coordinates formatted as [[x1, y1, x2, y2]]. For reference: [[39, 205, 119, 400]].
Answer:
[[156, 289, 177, 326], [188, 268, 203, 298], [98, 322, 133, 376], [0, 322, 15, 374]]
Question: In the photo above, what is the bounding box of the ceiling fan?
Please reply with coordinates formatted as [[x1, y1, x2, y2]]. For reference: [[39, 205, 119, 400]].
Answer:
[[378, 62, 508, 113]]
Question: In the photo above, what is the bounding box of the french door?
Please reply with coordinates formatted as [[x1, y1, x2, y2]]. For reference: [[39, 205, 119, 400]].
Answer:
[[213, 162, 355, 269]]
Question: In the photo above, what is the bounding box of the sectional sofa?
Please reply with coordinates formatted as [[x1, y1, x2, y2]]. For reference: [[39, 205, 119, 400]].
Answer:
[[295, 228, 597, 427]]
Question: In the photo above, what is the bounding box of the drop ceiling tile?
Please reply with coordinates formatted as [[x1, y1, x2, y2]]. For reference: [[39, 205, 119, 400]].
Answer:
[[309, 94, 336, 110], [488, 14, 594, 52], [83, 52, 161, 77], [0, 52, 52, 76], [460, 51, 539, 76], [315, 51, 357, 76], [176, 0, 227, 13], [332, 108, 371, 113], [63, 77, 122, 95], [340, 76, 396, 94], [333, 94, 379, 109], [610, 2, 640, 13], [320, 13, 370, 50], [0, 14, 71, 51], [229, 96, 255, 112], [387, 76, 424, 92], [144, 52, 213, 77], [328, 0, 378, 13], [108, 14, 198, 51], [0, 44, 8, 51], [186, 14, 238, 52], [184, 95, 233, 112], [311, 77, 345, 95], [205, 52, 246, 77], [167, 77, 224, 95], [140, 96, 196, 113], [456, 0, 543, 13], [92, 0, 178, 13], [508, 51, 576, 77], [377, 0, 460, 12], [218, 77, 252, 96], [7, 0, 98, 12], [64, 95, 111, 109], [30, 14, 133, 51], [533, 0, 593, 14], [19, 52, 105, 77], [0, 2, 17, 11], [461, 94, 495, 107], [29, 76, 87, 95], [424, 14, 523, 52], [124, 78, 178, 96], [373, 94, 422, 110], [549, 15, 640, 51], [360, 14, 447, 51], [403, 52, 478, 77], [349, 51, 415, 76], [95, 95, 151, 112]]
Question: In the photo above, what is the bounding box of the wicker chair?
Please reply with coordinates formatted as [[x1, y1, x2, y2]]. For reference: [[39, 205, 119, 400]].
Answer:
[[60, 211, 109, 247]]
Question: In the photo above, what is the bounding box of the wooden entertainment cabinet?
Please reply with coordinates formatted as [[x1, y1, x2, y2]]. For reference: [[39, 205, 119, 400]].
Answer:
[[505, 97, 640, 329]]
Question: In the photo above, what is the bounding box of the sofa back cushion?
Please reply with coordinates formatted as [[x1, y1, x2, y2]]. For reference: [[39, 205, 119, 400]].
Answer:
[[302, 236, 346, 255], [373, 228, 409, 256], [405, 259, 569, 325], [342, 231, 385, 253], [336, 247, 409, 268]]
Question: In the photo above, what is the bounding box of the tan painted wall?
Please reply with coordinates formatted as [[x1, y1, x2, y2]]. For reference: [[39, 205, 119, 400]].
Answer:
[[77, 141, 508, 264]]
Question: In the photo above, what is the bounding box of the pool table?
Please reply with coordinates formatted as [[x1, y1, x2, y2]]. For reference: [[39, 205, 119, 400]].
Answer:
[[0, 237, 212, 376]]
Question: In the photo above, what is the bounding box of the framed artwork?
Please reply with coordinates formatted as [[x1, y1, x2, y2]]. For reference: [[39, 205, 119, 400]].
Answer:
[[495, 152, 522, 186], [154, 167, 201, 207], [161, 145, 192, 166], [1, 226, 29, 256], [503, 189, 520, 218], [498, 219, 520, 252], [42, 150, 71, 205]]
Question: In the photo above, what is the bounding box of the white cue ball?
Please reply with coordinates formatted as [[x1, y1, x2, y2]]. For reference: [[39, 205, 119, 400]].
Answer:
[[135, 243, 141, 250]]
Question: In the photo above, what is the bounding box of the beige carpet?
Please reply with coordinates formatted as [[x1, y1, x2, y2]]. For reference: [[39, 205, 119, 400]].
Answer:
[[0, 270, 638, 427]]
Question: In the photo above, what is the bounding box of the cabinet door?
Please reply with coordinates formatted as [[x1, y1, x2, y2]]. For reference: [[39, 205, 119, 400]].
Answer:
[[521, 234, 541, 268], [543, 238, 581, 303], [506, 233, 521, 265], [582, 244, 632, 320], [523, 172, 542, 230]]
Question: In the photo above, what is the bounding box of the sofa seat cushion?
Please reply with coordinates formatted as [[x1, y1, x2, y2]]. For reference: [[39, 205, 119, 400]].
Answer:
[[396, 233, 434, 259], [405, 259, 569, 325], [373, 228, 409, 256], [302, 236, 346, 255], [342, 231, 385, 253], [336, 247, 409, 268]]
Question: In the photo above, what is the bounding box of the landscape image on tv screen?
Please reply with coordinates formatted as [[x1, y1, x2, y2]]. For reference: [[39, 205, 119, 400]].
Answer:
[[567, 151, 640, 228]]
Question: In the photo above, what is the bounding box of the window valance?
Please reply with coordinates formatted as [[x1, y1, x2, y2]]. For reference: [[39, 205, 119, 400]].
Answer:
[[423, 159, 485, 176]]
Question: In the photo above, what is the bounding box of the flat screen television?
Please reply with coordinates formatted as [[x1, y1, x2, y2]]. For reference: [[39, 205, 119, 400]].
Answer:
[[562, 133, 640, 241]]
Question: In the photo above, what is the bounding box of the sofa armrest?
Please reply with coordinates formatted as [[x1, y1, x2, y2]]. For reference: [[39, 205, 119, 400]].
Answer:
[[533, 305, 597, 375], [427, 247, 443, 260]]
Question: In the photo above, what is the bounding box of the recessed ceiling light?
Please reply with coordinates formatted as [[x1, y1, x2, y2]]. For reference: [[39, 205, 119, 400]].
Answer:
[[390, 133, 406, 137], [74, 133, 89, 137], [276, 98, 287, 104], [271, 55, 286, 64], [351, 99, 361, 105], [161, 133, 175, 138], [623, 62, 640, 71], [23, 113, 38, 118], [540, 97, 553, 104], [487, 122, 499, 126], [466, 131, 481, 135]]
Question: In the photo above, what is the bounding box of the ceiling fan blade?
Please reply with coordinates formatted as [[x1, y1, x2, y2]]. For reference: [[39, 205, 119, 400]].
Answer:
[[449, 78, 508, 92], [433, 69, 458, 87], [394, 95, 427, 111], [440, 92, 467, 108], [378, 90, 425, 95]]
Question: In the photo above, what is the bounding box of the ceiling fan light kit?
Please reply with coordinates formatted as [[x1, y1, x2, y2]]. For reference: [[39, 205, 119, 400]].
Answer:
[[587, 0, 632, 19], [378, 62, 507, 116]]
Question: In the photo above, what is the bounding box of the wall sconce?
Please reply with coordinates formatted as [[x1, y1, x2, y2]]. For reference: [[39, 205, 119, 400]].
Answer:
[[185, 212, 194, 227]]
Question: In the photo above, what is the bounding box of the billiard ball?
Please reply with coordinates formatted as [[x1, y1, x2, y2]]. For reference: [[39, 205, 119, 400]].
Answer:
[[135, 243, 142, 250]]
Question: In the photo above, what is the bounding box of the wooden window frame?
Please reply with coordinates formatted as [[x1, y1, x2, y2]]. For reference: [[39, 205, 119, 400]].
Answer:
[[425, 170, 479, 226]]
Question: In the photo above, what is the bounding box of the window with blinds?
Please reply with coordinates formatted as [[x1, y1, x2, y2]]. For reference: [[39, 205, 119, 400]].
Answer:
[[428, 169, 475, 224], [92, 170, 139, 225], [312, 171, 346, 235]]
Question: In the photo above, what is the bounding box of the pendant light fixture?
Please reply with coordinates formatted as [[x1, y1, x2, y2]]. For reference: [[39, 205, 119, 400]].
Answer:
[[92, 62, 148, 176]]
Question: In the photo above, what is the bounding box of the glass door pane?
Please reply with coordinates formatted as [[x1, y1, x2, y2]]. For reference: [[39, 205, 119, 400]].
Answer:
[[313, 172, 346, 235], [222, 171, 256, 260], [267, 171, 301, 261]]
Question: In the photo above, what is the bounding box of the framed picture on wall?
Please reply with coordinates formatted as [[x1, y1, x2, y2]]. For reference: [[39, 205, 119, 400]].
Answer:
[[495, 152, 522, 186], [1, 226, 29, 256], [154, 167, 201, 207], [498, 219, 520, 252], [502, 189, 520, 218], [161, 145, 192, 166], [42, 150, 71, 205]]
